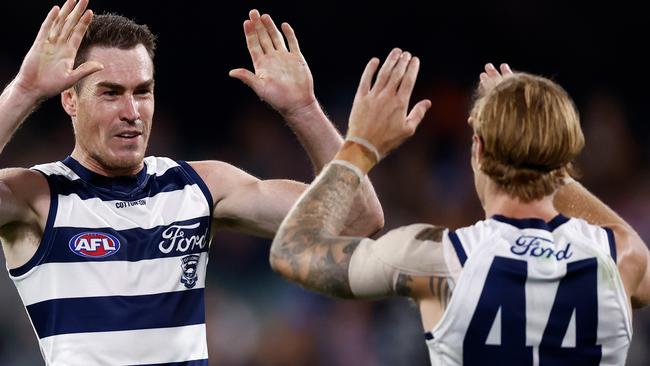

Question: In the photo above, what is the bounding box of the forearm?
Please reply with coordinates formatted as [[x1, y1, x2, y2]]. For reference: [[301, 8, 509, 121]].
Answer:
[[553, 180, 633, 230], [0, 80, 41, 154], [270, 162, 364, 298], [284, 102, 384, 234], [283, 101, 342, 171]]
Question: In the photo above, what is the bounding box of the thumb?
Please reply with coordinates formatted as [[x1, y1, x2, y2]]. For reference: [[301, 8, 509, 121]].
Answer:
[[229, 68, 258, 90], [70, 61, 104, 84], [406, 99, 432, 131]]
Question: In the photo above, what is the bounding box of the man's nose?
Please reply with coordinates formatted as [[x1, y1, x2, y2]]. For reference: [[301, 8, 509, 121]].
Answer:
[[120, 94, 140, 123]]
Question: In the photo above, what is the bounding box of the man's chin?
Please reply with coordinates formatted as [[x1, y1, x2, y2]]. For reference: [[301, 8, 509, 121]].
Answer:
[[96, 151, 146, 173]]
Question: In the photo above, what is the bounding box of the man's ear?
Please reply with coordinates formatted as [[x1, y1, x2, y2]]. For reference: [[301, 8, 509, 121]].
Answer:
[[472, 134, 484, 166], [61, 88, 78, 118]]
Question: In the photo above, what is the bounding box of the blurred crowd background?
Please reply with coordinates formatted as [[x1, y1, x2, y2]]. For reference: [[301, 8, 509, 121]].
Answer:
[[1, 1, 648, 365]]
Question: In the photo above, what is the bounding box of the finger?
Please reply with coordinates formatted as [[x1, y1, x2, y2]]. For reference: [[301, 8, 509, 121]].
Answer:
[[69, 60, 104, 84], [35, 6, 61, 43], [372, 48, 402, 92], [243, 20, 263, 64], [405, 99, 432, 132], [67, 9, 93, 50], [479, 72, 489, 83], [386, 51, 412, 92], [50, 0, 78, 42], [249, 9, 274, 53], [356, 58, 380, 96], [60, 0, 89, 42], [228, 68, 259, 90], [485, 62, 501, 78], [281, 23, 301, 53], [397, 56, 420, 100], [261, 14, 287, 52], [500, 63, 513, 75]]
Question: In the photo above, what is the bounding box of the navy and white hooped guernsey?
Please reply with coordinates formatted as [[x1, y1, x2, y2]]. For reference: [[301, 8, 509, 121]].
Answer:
[[427, 215, 632, 366], [9, 156, 213, 366]]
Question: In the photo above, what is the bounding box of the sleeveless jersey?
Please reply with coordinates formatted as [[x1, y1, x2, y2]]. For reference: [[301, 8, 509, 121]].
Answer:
[[8, 156, 213, 366], [427, 214, 632, 366]]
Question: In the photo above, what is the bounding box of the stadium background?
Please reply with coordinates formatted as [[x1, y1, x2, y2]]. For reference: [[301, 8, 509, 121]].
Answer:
[[0, 1, 648, 364]]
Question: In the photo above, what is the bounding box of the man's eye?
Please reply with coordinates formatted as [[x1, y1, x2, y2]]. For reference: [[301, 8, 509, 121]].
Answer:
[[103, 91, 118, 97]]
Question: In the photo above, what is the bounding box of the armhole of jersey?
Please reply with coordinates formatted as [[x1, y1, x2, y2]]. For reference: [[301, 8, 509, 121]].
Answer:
[[9, 171, 58, 279], [177, 161, 214, 220], [448, 230, 467, 267], [603, 226, 617, 263]]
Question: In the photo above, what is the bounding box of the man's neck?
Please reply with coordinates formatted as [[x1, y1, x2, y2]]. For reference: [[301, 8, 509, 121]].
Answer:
[[483, 189, 558, 221], [70, 149, 143, 177]]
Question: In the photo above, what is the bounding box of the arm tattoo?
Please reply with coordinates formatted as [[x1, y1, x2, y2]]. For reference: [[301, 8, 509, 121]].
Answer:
[[429, 276, 452, 308], [395, 273, 414, 297], [395, 273, 453, 308], [270, 164, 364, 298]]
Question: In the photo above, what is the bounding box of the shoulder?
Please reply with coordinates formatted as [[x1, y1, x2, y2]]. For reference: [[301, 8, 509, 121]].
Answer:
[[0, 167, 50, 227], [186, 160, 259, 202], [0, 167, 49, 198]]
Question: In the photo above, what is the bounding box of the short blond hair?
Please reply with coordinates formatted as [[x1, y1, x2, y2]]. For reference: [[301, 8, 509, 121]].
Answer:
[[470, 73, 584, 201]]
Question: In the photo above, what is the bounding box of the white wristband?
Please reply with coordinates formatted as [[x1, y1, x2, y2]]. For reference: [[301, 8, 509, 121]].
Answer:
[[330, 159, 366, 182], [346, 136, 382, 163]]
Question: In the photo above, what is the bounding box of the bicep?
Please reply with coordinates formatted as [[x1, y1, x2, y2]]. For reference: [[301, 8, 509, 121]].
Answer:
[[612, 225, 650, 309], [190, 160, 307, 237], [631, 243, 650, 309], [348, 224, 452, 300]]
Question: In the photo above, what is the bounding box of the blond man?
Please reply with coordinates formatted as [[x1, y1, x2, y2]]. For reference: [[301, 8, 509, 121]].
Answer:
[[270, 61, 650, 365]]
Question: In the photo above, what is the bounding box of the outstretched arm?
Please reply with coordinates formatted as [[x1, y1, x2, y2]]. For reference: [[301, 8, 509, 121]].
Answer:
[[270, 49, 431, 297], [0, 0, 100, 268]]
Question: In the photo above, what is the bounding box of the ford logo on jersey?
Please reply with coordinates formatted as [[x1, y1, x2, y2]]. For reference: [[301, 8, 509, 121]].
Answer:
[[69, 232, 121, 258]]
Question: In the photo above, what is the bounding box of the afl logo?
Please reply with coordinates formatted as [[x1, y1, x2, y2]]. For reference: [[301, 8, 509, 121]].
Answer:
[[69, 232, 121, 258]]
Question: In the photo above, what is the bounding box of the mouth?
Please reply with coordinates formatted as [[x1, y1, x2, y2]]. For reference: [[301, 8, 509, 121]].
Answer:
[[114, 131, 143, 140]]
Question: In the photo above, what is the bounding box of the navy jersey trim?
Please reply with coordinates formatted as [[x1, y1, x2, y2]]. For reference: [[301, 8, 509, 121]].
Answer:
[[448, 231, 467, 267], [62, 156, 149, 195], [27, 289, 205, 338], [603, 227, 617, 263], [177, 161, 214, 216], [133, 360, 209, 366], [48, 166, 194, 201], [492, 214, 570, 232], [9, 172, 59, 277]]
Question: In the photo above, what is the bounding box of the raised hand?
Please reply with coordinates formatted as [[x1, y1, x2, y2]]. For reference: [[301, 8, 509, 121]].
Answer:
[[478, 62, 512, 95], [14, 0, 103, 100], [229, 9, 315, 118], [346, 48, 431, 159]]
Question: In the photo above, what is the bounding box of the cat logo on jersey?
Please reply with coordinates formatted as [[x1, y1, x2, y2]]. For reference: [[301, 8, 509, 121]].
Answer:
[[181, 254, 200, 289], [68, 232, 121, 258]]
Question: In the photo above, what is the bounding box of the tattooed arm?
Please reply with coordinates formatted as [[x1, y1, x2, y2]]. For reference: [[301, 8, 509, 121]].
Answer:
[[270, 160, 364, 298], [271, 48, 433, 298], [270, 160, 455, 304]]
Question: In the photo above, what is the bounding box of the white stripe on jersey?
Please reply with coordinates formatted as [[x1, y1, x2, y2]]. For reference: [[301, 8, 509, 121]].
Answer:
[[53, 184, 208, 230], [31, 161, 81, 181], [13, 253, 208, 306], [40, 324, 208, 366], [144, 156, 181, 177]]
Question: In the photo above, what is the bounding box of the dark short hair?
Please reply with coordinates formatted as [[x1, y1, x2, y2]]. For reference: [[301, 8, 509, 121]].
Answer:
[[74, 13, 157, 72]]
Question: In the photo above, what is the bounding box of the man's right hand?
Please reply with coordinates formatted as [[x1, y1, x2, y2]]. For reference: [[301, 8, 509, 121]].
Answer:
[[345, 48, 431, 160], [13, 0, 103, 101]]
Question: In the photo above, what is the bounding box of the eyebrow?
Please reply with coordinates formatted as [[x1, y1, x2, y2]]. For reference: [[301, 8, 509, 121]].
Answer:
[[95, 79, 155, 91]]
